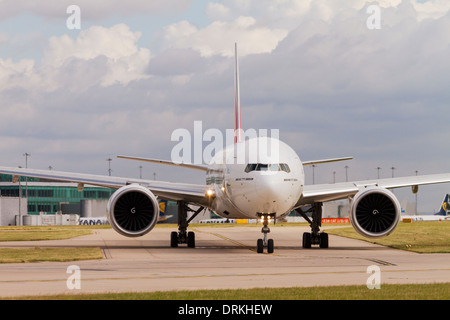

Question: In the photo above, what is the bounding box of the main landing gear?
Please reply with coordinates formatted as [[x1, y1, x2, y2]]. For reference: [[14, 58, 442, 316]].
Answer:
[[170, 201, 204, 248], [256, 213, 275, 254], [295, 203, 329, 249]]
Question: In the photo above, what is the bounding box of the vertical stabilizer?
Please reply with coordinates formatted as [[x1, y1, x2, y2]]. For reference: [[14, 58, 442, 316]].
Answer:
[[435, 194, 449, 216], [234, 43, 242, 143]]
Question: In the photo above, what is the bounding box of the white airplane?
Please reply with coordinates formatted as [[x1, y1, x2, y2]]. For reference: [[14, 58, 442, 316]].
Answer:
[[402, 194, 450, 221], [2, 44, 450, 253]]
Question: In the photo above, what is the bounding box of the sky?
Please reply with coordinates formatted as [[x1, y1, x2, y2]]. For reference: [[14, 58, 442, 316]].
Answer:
[[1, 0, 450, 213]]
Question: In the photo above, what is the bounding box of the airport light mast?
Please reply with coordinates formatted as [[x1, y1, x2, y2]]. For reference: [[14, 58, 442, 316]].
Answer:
[[106, 157, 113, 176], [23, 152, 30, 198]]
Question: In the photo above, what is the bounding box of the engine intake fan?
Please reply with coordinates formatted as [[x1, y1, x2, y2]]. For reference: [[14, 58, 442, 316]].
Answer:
[[107, 184, 159, 237], [350, 187, 400, 238]]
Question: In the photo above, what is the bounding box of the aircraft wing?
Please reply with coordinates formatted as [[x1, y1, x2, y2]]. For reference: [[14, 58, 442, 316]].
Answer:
[[296, 173, 450, 206], [117, 155, 208, 172], [0, 166, 208, 206], [302, 157, 353, 166]]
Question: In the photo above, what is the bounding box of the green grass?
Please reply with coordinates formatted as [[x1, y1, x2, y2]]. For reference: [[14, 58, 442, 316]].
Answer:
[[0, 247, 103, 263], [325, 221, 450, 253], [0, 225, 112, 242], [0, 226, 104, 263], [9, 283, 449, 300], [0, 229, 93, 242], [0, 225, 110, 231]]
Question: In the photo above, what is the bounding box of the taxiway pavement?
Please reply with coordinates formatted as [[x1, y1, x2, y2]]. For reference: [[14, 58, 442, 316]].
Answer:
[[0, 226, 449, 298]]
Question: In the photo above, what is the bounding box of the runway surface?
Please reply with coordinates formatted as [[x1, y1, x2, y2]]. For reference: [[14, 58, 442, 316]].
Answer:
[[0, 225, 449, 298]]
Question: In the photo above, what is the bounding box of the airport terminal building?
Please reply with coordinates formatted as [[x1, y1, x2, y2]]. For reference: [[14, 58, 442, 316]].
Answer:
[[0, 174, 114, 226]]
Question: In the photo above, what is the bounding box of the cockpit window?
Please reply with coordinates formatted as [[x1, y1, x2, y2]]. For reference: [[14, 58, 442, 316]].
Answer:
[[279, 163, 291, 173], [245, 163, 291, 173], [257, 164, 268, 171], [269, 164, 280, 171]]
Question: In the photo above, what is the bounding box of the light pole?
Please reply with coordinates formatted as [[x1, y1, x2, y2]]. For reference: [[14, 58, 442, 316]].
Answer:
[[23, 153, 30, 209], [106, 158, 112, 176], [391, 167, 396, 195], [18, 166, 22, 226]]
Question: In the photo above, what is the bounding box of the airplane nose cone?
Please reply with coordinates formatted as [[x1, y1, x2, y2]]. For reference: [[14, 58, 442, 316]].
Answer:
[[255, 174, 289, 214], [225, 171, 303, 219]]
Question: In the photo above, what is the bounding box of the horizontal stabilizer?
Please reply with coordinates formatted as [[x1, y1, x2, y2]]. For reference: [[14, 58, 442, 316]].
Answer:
[[117, 155, 208, 172], [303, 157, 353, 166]]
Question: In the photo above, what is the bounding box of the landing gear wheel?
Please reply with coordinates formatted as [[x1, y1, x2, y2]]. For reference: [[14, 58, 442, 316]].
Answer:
[[187, 231, 196, 248], [302, 232, 311, 249], [170, 231, 196, 248], [297, 203, 329, 249], [257, 239, 264, 253], [170, 231, 178, 248], [319, 232, 329, 248], [172, 201, 204, 248], [256, 213, 276, 254], [302, 232, 328, 249], [267, 239, 274, 254]]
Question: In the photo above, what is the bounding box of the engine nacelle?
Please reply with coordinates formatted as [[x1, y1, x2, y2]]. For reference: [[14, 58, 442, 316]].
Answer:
[[107, 184, 159, 237], [350, 187, 401, 238]]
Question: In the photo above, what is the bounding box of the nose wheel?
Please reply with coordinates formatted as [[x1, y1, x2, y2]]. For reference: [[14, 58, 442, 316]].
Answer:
[[256, 213, 275, 254]]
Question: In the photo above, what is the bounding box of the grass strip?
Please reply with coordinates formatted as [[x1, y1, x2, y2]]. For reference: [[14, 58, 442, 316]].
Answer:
[[325, 221, 450, 253], [0, 230, 93, 242], [0, 247, 103, 263], [9, 283, 450, 300]]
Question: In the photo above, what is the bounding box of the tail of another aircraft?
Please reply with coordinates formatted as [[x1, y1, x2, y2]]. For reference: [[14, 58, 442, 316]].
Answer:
[[158, 199, 173, 222], [435, 194, 449, 216]]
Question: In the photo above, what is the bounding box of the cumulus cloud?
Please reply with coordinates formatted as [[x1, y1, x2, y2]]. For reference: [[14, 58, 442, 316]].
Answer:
[[161, 0, 450, 59], [0, 58, 35, 90], [412, 0, 450, 20], [202, 0, 450, 30], [43, 24, 151, 87], [162, 16, 288, 57], [0, 23, 150, 92], [44, 24, 143, 66], [205, 3, 231, 20]]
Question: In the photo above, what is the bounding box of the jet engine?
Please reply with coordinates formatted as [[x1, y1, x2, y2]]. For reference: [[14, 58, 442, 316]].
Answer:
[[349, 187, 401, 238], [107, 184, 160, 237]]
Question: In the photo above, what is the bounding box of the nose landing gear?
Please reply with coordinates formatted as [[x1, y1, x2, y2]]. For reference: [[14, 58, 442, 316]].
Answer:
[[256, 213, 275, 254]]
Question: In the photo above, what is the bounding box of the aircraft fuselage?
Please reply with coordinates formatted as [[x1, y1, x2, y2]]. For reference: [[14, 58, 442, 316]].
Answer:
[[206, 136, 304, 219]]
